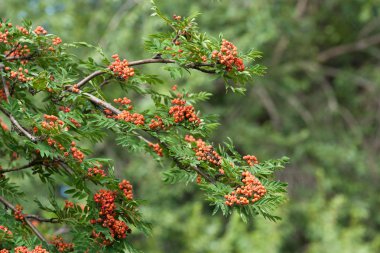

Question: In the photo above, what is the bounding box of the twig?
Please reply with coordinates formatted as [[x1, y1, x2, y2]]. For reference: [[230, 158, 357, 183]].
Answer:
[[0, 195, 48, 243], [0, 160, 42, 174], [76, 70, 105, 89], [25, 214, 59, 223]]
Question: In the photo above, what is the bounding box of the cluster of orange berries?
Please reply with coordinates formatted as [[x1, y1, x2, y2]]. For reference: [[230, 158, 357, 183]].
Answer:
[[8, 67, 33, 83], [34, 26, 47, 35], [113, 97, 132, 106], [91, 189, 131, 241], [114, 110, 145, 126], [70, 84, 80, 93], [64, 200, 74, 209], [224, 171, 267, 206], [0, 30, 9, 43], [119, 180, 134, 200], [184, 135, 222, 166], [69, 118, 81, 128], [108, 54, 135, 80], [1, 245, 49, 253], [212, 39, 245, 72], [16, 25, 29, 35], [0, 225, 12, 236], [149, 143, 163, 157], [169, 98, 200, 124], [51, 236, 74, 252], [87, 166, 106, 177], [243, 155, 259, 166], [52, 37, 62, 45], [14, 204, 25, 223], [149, 115, 165, 130], [41, 114, 64, 130], [70, 141, 85, 163], [5, 44, 31, 64], [59, 106, 71, 113], [47, 138, 65, 152]]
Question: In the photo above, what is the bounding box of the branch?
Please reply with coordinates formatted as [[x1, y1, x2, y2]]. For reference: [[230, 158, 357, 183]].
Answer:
[[0, 195, 48, 243], [0, 160, 42, 174], [72, 58, 216, 90], [25, 214, 59, 223], [0, 63, 38, 142], [317, 33, 380, 62], [71, 90, 216, 184]]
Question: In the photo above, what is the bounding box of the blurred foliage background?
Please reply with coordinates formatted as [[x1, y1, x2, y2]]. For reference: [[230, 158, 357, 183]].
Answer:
[[1, 0, 380, 252]]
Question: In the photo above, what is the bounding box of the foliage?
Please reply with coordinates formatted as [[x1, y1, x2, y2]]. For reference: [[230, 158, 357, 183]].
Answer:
[[0, 3, 286, 252]]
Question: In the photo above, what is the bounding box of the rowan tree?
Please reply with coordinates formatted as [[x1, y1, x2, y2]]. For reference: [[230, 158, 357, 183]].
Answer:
[[0, 3, 287, 252]]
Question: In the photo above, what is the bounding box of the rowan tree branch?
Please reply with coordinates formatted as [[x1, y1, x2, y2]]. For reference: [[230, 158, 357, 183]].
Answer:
[[73, 58, 216, 90], [0, 160, 42, 174], [70, 89, 216, 184], [0, 195, 48, 243]]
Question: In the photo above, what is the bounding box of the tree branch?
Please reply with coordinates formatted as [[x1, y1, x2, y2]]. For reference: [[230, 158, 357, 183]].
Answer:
[[0, 195, 48, 243], [0, 160, 42, 174], [70, 89, 216, 184]]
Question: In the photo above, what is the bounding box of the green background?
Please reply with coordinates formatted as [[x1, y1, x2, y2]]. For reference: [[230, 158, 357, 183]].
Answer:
[[1, 0, 379, 252]]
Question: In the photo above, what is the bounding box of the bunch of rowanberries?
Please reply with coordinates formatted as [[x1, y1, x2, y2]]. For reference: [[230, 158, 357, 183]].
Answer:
[[33, 26, 47, 35], [224, 171, 266, 206], [51, 236, 74, 252], [169, 98, 200, 124], [149, 115, 165, 130], [87, 166, 106, 177], [243, 155, 259, 166], [149, 143, 163, 157], [212, 39, 245, 72], [108, 54, 135, 80], [185, 135, 222, 166]]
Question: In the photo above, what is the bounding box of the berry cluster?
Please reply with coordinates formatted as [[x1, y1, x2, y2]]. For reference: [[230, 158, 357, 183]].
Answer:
[[113, 97, 131, 106], [5, 245, 50, 253], [34, 26, 47, 35], [0, 30, 9, 43], [185, 135, 222, 166], [69, 118, 81, 128], [243, 155, 259, 166], [14, 204, 25, 223], [149, 116, 165, 130], [115, 110, 145, 126], [169, 98, 200, 124], [47, 138, 65, 151], [70, 141, 85, 163], [119, 180, 134, 200], [4, 44, 31, 64], [59, 106, 71, 113], [91, 189, 131, 241], [70, 84, 80, 93], [8, 67, 33, 83], [224, 171, 266, 206], [16, 25, 29, 35], [0, 225, 12, 236], [212, 39, 245, 72], [108, 54, 135, 80], [64, 200, 74, 209], [52, 37, 62, 45], [51, 236, 74, 252], [87, 166, 106, 177], [149, 143, 163, 157], [41, 114, 64, 130]]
